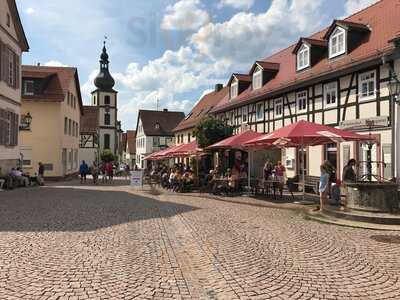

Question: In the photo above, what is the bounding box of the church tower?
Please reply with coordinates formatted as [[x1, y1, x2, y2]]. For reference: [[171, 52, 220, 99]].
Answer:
[[91, 41, 118, 155]]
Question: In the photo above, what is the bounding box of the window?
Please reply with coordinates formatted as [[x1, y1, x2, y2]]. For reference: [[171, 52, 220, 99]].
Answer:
[[64, 117, 68, 135], [153, 137, 160, 147], [73, 96, 76, 109], [275, 99, 283, 118], [21, 148, 32, 167], [324, 82, 338, 107], [8, 49, 14, 87], [297, 91, 307, 113], [242, 106, 248, 123], [329, 27, 346, 58], [104, 113, 110, 125], [253, 67, 263, 90], [297, 44, 310, 71], [359, 70, 376, 100], [105, 95, 110, 105], [93, 95, 97, 105], [256, 102, 264, 121], [0, 110, 18, 146], [230, 81, 238, 99], [187, 133, 191, 143], [23, 80, 34, 95], [68, 119, 72, 136], [104, 134, 110, 149]]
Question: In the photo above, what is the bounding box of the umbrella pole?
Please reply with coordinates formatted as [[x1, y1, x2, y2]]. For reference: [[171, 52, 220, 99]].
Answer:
[[248, 150, 252, 194], [301, 142, 305, 202]]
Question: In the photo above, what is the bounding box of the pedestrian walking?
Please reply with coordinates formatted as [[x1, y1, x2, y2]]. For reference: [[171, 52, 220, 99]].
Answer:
[[79, 160, 89, 184], [38, 162, 45, 186], [91, 163, 99, 185], [318, 164, 330, 211]]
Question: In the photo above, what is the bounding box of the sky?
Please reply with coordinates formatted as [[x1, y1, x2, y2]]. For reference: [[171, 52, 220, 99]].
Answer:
[[17, 0, 379, 131]]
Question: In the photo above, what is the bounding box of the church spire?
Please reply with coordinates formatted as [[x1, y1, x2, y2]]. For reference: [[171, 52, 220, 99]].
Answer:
[[94, 39, 115, 90]]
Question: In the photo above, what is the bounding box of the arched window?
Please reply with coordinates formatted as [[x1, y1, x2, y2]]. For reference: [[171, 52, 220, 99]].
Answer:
[[104, 134, 110, 149]]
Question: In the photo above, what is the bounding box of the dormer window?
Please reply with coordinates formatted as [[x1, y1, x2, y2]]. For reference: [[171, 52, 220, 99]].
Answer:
[[253, 66, 263, 90], [23, 80, 34, 95], [230, 80, 238, 99], [297, 44, 310, 71], [329, 27, 346, 58]]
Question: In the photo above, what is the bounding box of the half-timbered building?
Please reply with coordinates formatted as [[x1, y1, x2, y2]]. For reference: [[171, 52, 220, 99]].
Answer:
[[212, 0, 400, 180]]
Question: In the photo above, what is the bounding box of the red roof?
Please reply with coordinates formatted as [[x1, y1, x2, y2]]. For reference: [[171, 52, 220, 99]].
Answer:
[[245, 120, 371, 147], [207, 130, 264, 150], [174, 86, 229, 132], [22, 65, 84, 114], [80, 106, 98, 134], [126, 130, 136, 154], [214, 0, 399, 112]]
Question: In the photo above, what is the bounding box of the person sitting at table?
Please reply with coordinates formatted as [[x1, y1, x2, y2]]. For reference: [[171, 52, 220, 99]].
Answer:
[[10, 168, 29, 187], [228, 167, 239, 193], [263, 161, 274, 181], [174, 171, 183, 192], [274, 161, 286, 197]]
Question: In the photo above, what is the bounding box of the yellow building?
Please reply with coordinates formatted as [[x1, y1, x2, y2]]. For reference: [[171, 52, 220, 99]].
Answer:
[[19, 65, 83, 178]]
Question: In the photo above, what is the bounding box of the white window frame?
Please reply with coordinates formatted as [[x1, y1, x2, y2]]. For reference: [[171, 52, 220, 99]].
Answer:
[[324, 81, 338, 108], [329, 26, 346, 59], [256, 102, 264, 121], [253, 66, 263, 90], [359, 70, 376, 101], [23, 80, 34, 95], [230, 80, 238, 99], [297, 91, 308, 113], [275, 98, 283, 118], [242, 106, 248, 123], [297, 44, 310, 71]]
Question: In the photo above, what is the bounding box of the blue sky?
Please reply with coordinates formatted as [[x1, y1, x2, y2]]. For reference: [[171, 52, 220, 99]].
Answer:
[[17, 0, 378, 130]]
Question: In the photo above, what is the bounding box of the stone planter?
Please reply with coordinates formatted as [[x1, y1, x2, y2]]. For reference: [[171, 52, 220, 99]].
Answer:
[[346, 182, 399, 214]]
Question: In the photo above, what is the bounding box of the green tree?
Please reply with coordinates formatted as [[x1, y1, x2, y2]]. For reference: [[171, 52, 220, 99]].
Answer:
[[100, 149, 116, 163], [193, 116, 233, 148]]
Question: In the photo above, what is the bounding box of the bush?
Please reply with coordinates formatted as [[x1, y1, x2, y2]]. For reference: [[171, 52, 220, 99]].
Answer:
[[100, 149, 116, 163]]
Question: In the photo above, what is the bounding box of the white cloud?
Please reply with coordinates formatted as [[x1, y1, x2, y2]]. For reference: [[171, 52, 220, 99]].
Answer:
[[344, 0, 379, 16], [44, 60, 68, 67], [191, 0, 326, 69], [161, 0, 210, 31], [218, 0, 255, 10], [26, 8, 35, 15]]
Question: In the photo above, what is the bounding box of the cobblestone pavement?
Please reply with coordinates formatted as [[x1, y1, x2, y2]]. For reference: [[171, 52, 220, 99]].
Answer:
[[0, 183, 400, 300]]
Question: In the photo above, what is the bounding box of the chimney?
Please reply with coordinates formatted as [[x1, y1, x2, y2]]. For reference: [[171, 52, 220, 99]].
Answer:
[[215, 83, 223, 92], [163, 108, 168, 112]]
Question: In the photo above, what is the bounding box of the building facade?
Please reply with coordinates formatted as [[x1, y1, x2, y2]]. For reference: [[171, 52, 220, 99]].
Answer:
[[0, 0, 29, 172], [135, 109, 184, 168], [20, 65, 83, 178], [211, 0, 400, 181], [80, 42, 120, 165]]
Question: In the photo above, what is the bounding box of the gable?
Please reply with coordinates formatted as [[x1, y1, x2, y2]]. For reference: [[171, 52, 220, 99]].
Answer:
[[1, 0, 29, 51]]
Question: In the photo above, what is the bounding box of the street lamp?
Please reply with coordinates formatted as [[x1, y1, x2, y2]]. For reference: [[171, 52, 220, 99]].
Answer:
[[388, 74, 400, 102]]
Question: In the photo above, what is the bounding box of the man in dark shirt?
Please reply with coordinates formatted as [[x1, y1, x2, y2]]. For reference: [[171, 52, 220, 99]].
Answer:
[[342, 159, 357, 183]]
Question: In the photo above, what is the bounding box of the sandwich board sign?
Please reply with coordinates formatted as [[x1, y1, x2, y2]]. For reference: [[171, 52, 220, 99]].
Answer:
[[130, 170, 143, 188]]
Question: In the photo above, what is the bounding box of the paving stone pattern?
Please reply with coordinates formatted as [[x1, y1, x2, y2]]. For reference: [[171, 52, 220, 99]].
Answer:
[[0, 184, 400, 299]]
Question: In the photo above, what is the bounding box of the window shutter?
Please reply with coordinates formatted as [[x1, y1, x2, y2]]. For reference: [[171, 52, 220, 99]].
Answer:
[[1, 43, 7, 83], [0, 40, 2, 82], [14, 53, 19, 89]]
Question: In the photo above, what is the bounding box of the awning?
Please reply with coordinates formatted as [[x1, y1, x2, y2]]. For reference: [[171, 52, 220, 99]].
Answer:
[[207, 130, 264, 151], [167, 140, 201, 158]]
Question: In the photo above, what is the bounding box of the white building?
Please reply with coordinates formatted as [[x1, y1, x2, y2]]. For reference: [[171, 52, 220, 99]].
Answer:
[[135, 109, 184, 169], [79, 42, 120, 165], [0, 0, 29, 172]]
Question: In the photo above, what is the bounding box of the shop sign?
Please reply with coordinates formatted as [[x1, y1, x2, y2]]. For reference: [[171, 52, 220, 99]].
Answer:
[[339, 117, 389, 130]]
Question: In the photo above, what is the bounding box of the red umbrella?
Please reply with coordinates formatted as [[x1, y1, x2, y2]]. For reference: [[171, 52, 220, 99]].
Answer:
[[144, 146, 178, 161], [244, 120, 372, 200], [167, 140, 201, 158], [245, 120, 372, 147], [207, 130, 264, 150]]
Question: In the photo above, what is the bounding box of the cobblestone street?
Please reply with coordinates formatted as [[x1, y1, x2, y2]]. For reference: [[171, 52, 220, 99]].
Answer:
[[0, 183, 400, 300]]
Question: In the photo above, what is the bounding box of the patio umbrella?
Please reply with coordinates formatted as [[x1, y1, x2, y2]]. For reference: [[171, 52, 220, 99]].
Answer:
[[207, 130, 264, 192], [244, 120, 372, 199], [167, 140, 201, 158], [206, 130, 264, 150]]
